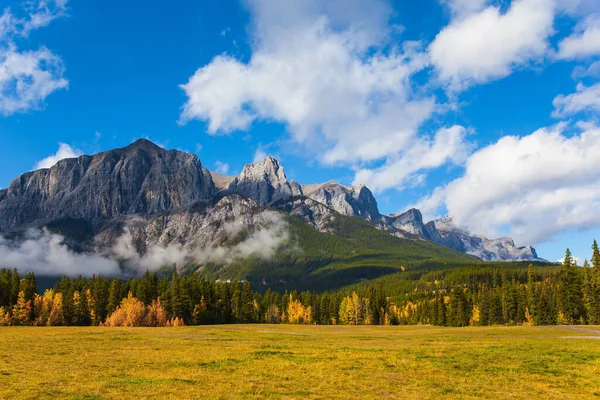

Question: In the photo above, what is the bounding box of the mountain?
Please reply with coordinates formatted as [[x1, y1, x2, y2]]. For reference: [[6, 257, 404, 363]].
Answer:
[[0, 139, 214, 231], [0, 140, 541, 287], [302, 181, 380, 221], [223, 156, 303, 205], [432, 216, 541, 262]]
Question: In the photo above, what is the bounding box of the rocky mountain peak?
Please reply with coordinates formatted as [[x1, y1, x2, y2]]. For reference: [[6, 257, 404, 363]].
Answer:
[[240, 156, 287, 183], [301, 181, 380, 220], [225, 156, 301, 205], [123, 138, 165, 153], [0, 140, 214, 231]]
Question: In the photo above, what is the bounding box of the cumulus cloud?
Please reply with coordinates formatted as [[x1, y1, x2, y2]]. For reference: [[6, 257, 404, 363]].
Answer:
[[214, 160, 230, 175], [0, 1, 69, 115], [34, 142, 82, 170], [353, 125, 472, 192], [415, 123, 600, 245], [430, 0, 555, 89], [180, 0, 453, 165], [553, 82, 600, 117], [557, 15, 600, 60], [0, 229, 121, 277], [179, 0, 475, 195]]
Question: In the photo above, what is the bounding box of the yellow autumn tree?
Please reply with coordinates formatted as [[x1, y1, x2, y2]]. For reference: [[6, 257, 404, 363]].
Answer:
[[167, 317, 185, 327], [286, 295, 312, 324], [11, 291, 31, 326], [33, 290, 59, 326], [48, 292, 65, 326], [0, 307, 11, 326], [523, 307, 534, 327], [145, 297, 168, 327], [339, 292, 368, 325], [105, 292, 147, 327], [470, 305, 481, 326]]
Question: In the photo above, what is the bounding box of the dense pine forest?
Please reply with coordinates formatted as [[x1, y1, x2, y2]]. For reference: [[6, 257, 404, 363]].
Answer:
[[1, 244, 600, 327]]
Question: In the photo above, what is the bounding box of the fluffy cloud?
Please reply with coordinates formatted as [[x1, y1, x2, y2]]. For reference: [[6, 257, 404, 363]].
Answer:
[[553, 83, 600, 117], [430, 0, 555, 89], [113, 211, 290, 271], [34, 142, 82, 170], [0, 211, 291, 277], [214, 160, 230, 175], [415, 123, 600, 245], [353, 125, 472, 192], [0, 229, 121, 277], [0, 1, 68, 115], [180, 0, 450, 166], [179, 0, 475, 196], [253, 146, 268, 163], [557, 15, 600, 60]]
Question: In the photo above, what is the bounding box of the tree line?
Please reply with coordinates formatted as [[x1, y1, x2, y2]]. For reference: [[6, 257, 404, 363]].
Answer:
[[1, 244, 599, 327]]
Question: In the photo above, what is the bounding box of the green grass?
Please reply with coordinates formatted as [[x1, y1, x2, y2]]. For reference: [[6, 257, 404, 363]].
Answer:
[[1, 325, 599, 399]]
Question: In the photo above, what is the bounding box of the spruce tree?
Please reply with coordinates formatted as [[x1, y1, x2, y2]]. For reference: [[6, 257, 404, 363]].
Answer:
[[557, 249, 585, 324]]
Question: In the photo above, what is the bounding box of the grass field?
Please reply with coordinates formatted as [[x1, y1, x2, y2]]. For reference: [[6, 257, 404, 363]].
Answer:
[[1, 325, 599, 399]]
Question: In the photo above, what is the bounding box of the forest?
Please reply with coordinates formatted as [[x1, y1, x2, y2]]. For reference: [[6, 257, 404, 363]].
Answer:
[[1, 244, 599, 327]]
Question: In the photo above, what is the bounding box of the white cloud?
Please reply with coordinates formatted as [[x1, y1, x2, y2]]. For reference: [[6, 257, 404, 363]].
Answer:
[[557, 15, 600, 60], [0, 211, 292, 277], [178, 0, 478, 195], [113, 211, 290, 271], [195, 143, 203, 153], [430, 0, 555, 89], [0, 229, 121, 277], [214, 160, 229, 175], [34, 142, 82, 170], [179, 0, 449, 169], [572, 60, 600, 78], [415, 123, 600, 245], [21, 0, 68, 35], [0, 1, 68, 115], [553, 82, 600, 117], [353, 125, 472, 192], [253, 146, 267, 163], [440, 0, 488, 18]]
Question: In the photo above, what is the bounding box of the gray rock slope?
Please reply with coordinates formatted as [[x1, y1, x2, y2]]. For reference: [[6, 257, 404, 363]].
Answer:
[[0, 139, 541, 261], [0, 139, 214, 231]]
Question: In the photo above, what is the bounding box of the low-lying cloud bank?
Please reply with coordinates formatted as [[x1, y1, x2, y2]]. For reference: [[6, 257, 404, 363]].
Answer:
[[113, 211, 290, 271], [0, 229, 121, 277], [0, 212, 291, 277]]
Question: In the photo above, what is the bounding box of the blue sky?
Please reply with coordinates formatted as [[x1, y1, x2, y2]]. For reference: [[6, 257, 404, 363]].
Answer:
[[1, 0, 600, 262]]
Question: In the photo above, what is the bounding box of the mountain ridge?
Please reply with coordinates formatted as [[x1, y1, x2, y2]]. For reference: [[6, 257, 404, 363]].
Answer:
[[0, 139, 541, 263]]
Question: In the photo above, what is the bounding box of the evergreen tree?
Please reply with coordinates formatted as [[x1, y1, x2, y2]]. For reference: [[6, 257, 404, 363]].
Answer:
[[557, 248, 585, 324], [10, 269, 20, 307]]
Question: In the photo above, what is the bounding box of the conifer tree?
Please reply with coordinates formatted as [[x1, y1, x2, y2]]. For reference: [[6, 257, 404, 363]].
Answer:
[[10, 269, 20, 307], [557, 248, 585, 324]]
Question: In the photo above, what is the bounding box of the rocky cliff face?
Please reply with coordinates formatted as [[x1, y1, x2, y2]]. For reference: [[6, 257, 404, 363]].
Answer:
[[302, 181, 380, 220], [432, 216, 541, 261], [0, 139, 215, 232], [383, 209, 425, 236], [224, 157, 302, 206], [0, 139, 543, 262]]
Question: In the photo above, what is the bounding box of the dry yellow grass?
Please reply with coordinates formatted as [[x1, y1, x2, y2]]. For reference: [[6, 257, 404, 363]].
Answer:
[[0, 325, 599, 399]]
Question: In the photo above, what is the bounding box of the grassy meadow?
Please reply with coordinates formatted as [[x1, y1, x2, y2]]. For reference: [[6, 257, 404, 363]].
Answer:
[[0, 325, 599, 399]]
